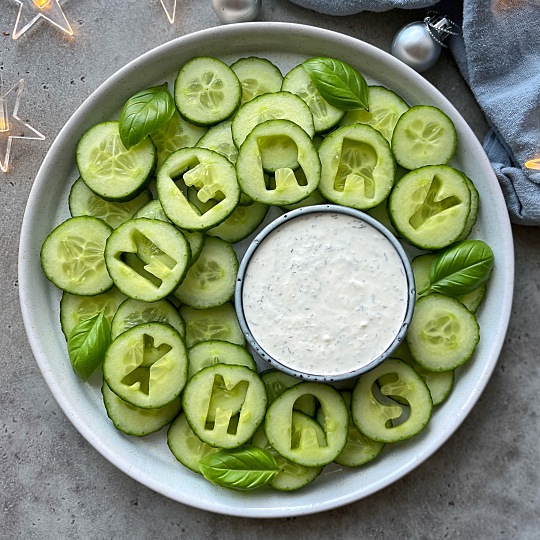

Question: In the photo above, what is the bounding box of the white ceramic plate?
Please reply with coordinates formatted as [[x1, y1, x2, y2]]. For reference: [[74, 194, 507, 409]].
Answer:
[[19, 23, 514, 517]]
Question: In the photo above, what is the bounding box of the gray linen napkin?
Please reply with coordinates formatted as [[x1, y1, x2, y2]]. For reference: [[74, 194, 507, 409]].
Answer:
[[290, 0, 540, 225]]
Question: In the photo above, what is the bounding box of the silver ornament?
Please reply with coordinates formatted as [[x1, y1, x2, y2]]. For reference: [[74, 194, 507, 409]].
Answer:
[[391, 13, 460, 72], [211, 0, 262, 24]]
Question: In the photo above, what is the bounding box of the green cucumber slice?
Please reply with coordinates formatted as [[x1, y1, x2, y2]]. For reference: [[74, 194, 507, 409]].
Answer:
[[391, 105, 457, 170], [182, 364, 267, 449], [103, 322, 189, 409], [406, 293, 480, 372], [60, 287, 126, 339], [174, 56, 241, 126], [150, 109, 207, 168], [230, 57, 283, 104], [388, 165, 472, 250], [41, 216, 113, 296], [392, 342, 455, 406], [111, 297, 185, 340], [261, 370, 317, 417], [102, 381, 181, 436], [133, 200, 206, 264], [340, 85, 409, 142], [76, 121, 156, 201], [351, 357, 433, 443], [251, 424, 323, 491], [196, 119, 238, 164], [236, 119, 320, 206], [231, 91, 315, 149], [69, 177, 151, 229], [317, 123, 396, 210], [187, 187, 268, 243], [167, 413, 221, 472], [281, 64, 345, 133], [188, 340, 256, 379], [265, 382, 349, 467], [174, 236, 238, 309], [180, 302, 246, 348], [104, 218, 191, 302], [157, 147, 240, 231]]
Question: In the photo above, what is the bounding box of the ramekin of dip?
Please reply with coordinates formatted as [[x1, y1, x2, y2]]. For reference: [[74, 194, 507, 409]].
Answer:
[[235, 205, 416, 382]]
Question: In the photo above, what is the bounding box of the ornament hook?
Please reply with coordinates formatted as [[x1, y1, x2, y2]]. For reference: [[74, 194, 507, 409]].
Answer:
[[424, 12, 461, 48]]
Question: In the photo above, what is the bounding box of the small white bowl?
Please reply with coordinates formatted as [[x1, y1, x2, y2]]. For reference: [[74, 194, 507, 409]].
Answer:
[[235, 204, 416, 382]]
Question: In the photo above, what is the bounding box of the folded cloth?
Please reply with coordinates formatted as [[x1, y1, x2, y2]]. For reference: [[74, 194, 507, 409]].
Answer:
[[290, 0, 540, 225], [288, 0, 435, 15]]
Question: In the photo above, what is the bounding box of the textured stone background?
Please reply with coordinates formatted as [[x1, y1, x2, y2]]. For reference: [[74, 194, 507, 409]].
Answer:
[[1, 0, 538, 538]]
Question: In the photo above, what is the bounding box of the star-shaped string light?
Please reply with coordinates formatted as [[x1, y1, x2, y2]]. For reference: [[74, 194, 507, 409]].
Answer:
[[525, 158, 540, 170], [159, 0, 177, 24], [12, 0, 74, 40], [0, 79, 45, 173]]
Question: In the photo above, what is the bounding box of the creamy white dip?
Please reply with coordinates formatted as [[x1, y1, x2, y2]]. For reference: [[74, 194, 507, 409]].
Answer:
[[241, 211, 409, 376]]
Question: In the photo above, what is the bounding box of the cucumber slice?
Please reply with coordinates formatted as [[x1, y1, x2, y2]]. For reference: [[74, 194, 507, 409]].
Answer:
[[41, 216, 113, 296], [133, 200, 206, 264], [102, 381, 181, 437], [180, 302, 246, 348], [174, 236, 238, 309], [231, 91, 315, 149], [282, 64, 345, 134], [265, 382, 349, 467], [188, 340, 256, 379], [392, 342, 455, 406], [174, 56, 241, 126], [230, 57, 283, 104], [388, 165, 472, 250], [280, 188, 327, 211], [76, 121, 156, 202], [182, 364, 267, 449], [111, 297, 185, 340], [317, 123, 396, 210], [187, 187, 268, 244], [261, 370, 317, 417], [167, 413, 221, 473], [104, 322, 188, 409], [351, 357, 433, 443], [157, 147, 240, 232], [236, 119, 320, 206], [315, 390, 385, 467], [340, 85, 409, 143], [150, 109, 207, 168], [105, 218, 191, 302], [196, 119, 238, 164], [251, 424, 323, 491], [458, 173, 480, 240], [391, 105, 457, 170], [406, 293, 480, 372], [69, 177, 151, 229], [60, 287, 126, 339]]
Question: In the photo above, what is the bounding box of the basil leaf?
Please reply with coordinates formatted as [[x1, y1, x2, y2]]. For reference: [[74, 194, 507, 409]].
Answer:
[[302, 57, 369, 111], [421, 240, 494, 297], [119, 83, 175, 149], [67, 311, 111, 381], [199, 446, 279, 491]]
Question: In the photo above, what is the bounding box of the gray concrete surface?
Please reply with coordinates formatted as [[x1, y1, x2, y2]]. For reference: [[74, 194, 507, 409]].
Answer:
[[1, 0, 538, 538]]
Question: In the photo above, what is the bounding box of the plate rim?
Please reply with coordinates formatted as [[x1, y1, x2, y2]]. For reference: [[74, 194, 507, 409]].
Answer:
[[18, 21, 515, 517]]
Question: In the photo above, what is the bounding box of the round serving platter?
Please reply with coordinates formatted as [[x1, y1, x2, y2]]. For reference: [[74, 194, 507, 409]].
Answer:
[[19, 22, 514, 517]]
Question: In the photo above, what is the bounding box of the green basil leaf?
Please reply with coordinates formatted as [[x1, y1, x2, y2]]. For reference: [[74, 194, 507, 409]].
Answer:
[[302, 57, 369, 111], [67, 311, 111, 381], [421, 240, 494, 297], [199, 446, 279, 491], [119, 83, 175, 149]]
